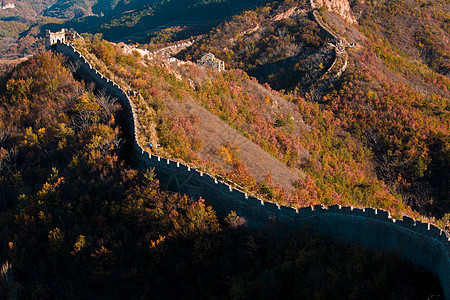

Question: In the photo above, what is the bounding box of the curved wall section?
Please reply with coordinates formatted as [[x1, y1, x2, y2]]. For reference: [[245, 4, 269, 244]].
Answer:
[[54, 42, 450, 298]]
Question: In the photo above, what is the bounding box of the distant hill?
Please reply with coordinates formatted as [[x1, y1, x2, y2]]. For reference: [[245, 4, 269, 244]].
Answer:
[[0, 0, 58, 18], [0, 0, 274, 62], [178, 0, 332, 92], [68, 0, 274, 41]]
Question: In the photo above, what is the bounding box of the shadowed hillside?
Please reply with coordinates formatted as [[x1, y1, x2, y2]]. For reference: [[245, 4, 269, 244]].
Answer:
[[0, 46, 444, 300]]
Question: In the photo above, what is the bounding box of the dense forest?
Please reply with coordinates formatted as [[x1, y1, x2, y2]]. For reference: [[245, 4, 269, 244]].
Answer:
[[0, 48, 443, 300], [0, 0, 449, 297]]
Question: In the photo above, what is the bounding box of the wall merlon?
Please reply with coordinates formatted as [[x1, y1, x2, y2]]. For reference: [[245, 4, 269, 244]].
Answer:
[[217, 181, 232, 194], [328, 204, 341, 213], [143, 152, 150, 160], [298, 206, 314, 217], [264, 201, 280, 212], [365, 207, 377, 219], [178, 162, 190, 172], [313, 204, 325, 213], [438, 232, 450, 245], [341, 206, 353, 214], [400, 216, 415, 229], [377, 209, 390, 221], [247, 195, 263, 208], [427, 224, 442, 239], [415, 221, 430, 235], [233, 190, 248, 203], [352, 208, 364, 216], [201, 173, 216, 185]]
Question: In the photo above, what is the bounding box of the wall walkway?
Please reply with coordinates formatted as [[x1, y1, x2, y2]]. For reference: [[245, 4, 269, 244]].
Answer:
[[309, 10, 349, 101], [54, 42, 450, 299]]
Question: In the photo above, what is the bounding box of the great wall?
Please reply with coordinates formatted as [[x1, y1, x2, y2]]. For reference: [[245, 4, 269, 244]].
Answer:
[[309, 10, 349, 101], [52, 40, 450, 298]]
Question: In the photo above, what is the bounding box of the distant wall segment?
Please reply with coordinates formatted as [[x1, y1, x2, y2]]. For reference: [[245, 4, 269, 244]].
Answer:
[[54, 42, 450, 299]]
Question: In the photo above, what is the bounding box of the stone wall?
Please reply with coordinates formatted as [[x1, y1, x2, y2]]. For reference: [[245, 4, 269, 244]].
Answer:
[[54, 42, 450, 299], [309, 11, 349, 102]]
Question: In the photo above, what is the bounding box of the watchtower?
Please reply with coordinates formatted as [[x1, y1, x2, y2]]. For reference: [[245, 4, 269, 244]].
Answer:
[[197, 53, 225, 72], [45, 28, 80, 50]]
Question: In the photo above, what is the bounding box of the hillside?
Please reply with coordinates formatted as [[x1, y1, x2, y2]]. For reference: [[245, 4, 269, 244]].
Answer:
[[178, 0, 449, 220], [178, 0, 333, 92], [351, 0, 449, 76], [0, 0, 275, 67], [79, 0, 273, 41], [0, 48, 443, 299], [1, 0, 445, 227], [323, 0, 450, 218], [69, 36, 421, 224]]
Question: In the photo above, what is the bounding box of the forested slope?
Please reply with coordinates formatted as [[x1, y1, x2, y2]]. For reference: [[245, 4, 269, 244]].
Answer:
[[0, 45, 443, 300], [180, 0, 450, 221], [71, 37, 419, 222]]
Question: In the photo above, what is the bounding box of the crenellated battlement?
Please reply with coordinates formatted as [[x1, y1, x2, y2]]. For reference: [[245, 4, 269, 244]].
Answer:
[[52, 42, 450, 299]]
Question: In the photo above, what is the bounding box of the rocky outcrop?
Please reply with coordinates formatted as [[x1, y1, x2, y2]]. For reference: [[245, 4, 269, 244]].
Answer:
[[310, 0, 357, 24]]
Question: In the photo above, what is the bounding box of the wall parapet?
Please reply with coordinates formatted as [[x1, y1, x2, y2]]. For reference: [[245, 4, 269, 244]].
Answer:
[[53, 41, 450, 299]]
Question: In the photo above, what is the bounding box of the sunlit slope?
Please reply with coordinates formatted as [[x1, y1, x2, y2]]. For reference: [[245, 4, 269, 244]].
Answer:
[[71, 37, 417, 219]]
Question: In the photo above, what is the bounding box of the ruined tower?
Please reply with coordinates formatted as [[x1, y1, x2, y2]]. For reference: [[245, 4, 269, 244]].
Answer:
[[197, 53, 225, 72], [45, 28, 80, 49], [1, 0, 15, 9]]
